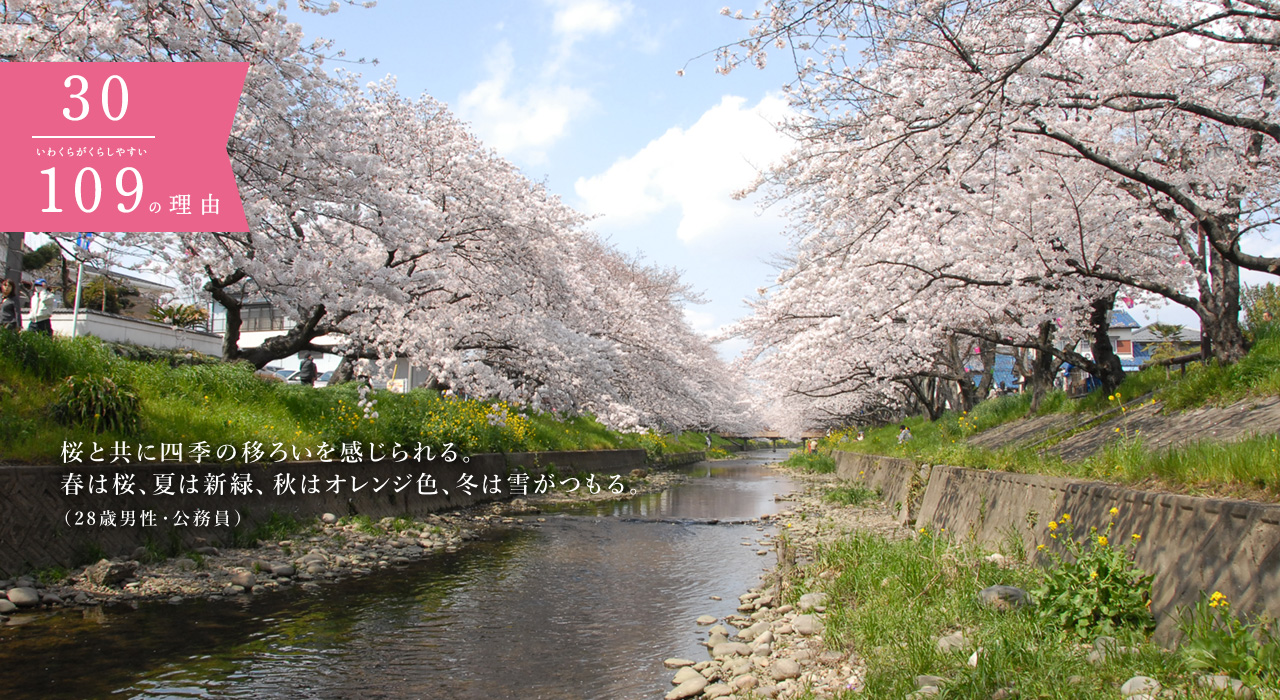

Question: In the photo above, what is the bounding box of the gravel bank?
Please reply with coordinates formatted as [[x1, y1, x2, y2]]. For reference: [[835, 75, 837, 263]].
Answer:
[[665, 463, 907, 700]]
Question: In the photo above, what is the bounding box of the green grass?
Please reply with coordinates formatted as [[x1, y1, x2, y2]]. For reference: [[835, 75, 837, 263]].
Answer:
[[782, 450, 836, 473], [797, 532, 1211, 699], [0, 333, 724, 464], [823, 484, 880, 506], [821, 328, 1280, 501]]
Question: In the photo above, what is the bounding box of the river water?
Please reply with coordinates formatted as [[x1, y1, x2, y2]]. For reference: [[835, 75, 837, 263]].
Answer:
[[0, 450, 796, 699]]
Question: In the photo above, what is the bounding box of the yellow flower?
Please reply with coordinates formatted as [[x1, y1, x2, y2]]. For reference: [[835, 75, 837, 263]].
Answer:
[[1109, 507, 1119, 516], [1090, 570, 1098, 579], [1036, 544, 1046, 551], [1061, 513, 1071, 522], [1047, 521, 1058, 531], [1131, 534, 1141, 542], [1097, 536, 1108, 546]]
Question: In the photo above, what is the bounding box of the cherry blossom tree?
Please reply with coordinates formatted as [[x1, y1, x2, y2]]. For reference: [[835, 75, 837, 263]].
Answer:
[[719, 0, 1280, 366], [3, 1, 754, 433]]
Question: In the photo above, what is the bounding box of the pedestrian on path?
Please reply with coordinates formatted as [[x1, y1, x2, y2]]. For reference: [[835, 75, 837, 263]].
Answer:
[[297, 353, 318, 386], [0, 279, 21, 331], [26, 279, 54, 335]]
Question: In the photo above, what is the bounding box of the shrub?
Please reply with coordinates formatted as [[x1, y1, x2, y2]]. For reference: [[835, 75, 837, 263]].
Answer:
[[50, 374, 141, 435], [1033, 511, 1154, 639]]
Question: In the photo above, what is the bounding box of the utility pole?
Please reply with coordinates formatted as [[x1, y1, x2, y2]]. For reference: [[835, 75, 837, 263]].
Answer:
[[3, 232, 21, 288]]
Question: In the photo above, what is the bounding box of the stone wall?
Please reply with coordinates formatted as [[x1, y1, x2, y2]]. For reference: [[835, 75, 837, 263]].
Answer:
[[0, 449, 652, 578], [839, 452, 1280, 638]]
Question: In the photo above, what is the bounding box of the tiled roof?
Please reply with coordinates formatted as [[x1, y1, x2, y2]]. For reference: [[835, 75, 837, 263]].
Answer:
[[1108, 309, 1141, 329]]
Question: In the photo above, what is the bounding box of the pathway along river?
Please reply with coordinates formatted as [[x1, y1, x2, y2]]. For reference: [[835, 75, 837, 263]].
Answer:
[[0, 450, 797, 699]]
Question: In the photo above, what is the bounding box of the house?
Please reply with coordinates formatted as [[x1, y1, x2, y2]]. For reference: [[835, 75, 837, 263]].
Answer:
[[1131, 323, 1201, 361], [979, 311, 1202, 395], [1070, 309, 1147, 372]]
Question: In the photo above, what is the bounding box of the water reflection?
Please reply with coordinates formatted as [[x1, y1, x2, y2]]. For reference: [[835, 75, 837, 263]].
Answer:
[[0, 451, 793, 700]]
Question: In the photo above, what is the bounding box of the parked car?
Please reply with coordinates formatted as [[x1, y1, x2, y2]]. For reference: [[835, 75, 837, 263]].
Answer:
[[255, 365, 286, 382], [315, 371, 333, 388], [274, 369, 299, 383]]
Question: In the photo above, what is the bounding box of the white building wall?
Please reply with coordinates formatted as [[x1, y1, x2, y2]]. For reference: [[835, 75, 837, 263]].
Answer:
[[49, 309, 224, 355]]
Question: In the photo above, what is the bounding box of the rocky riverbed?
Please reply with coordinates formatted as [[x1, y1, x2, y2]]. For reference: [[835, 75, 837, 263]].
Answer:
[[0, 467, 689, 617], [663, 465, 907, 700]]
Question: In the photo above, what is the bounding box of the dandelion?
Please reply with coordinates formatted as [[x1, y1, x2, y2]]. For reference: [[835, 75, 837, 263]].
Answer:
[[1061, 513, 1071, 522], [1109, 507, 1119, 516], [1097, 536, 1108, 546], [1047, 520, 1058, 531], [1131, 534, 1141, 542]]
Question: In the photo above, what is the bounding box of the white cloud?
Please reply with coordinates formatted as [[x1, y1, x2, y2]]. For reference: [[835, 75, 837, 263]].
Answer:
[[574, 94, 795, 253], [683, 307, 720, 335], [458, 42, 593, 163], [549, 0, 632, 39]]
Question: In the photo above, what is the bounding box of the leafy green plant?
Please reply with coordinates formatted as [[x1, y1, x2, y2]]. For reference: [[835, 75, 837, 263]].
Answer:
[[782, 450, 836, 473], [234, 512, 307, 546], [343, 514, 381, 535], [1033, 512, 1154, 639], [824, 484, 880, 506], [33, 566, 69, 585], [636, 430, 667, 462], [50, 374, 141, 435], [147, 302, 210, 330], [1179, 591, 1280, 685]]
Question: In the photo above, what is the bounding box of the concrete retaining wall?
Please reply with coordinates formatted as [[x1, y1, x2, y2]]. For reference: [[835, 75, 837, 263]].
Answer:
[[0, 449, 650, 577], [837, 451, 1280, 637], [834, 451, 927, 524]]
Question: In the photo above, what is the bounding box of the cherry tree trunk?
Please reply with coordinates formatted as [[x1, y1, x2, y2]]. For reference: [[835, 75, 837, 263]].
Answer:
[[1088, 295, 1127, 394]]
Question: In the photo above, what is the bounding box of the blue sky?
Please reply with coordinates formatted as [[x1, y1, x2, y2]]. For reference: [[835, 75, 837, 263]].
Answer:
[[296, 0, 799, 357]]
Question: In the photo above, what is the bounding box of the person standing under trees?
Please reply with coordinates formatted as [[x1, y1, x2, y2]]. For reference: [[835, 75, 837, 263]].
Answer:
[[25, 279, 54, 335], [0, 280, 21, 331], [297, 353, 318, 386], [897, 424, 913, 445]]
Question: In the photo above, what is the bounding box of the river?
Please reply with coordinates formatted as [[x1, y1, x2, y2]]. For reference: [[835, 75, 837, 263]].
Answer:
[[0, 450, 796, 699]]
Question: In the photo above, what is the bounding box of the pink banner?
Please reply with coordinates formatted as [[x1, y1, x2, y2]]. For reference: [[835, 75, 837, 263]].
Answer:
[[0, 62, 249, 233]]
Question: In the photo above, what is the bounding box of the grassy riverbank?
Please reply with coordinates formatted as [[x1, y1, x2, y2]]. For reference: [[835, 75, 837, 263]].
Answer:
[[759, 468, 1280, 699], [0, 332, 734, 464], [822, 324, 1280, 501]]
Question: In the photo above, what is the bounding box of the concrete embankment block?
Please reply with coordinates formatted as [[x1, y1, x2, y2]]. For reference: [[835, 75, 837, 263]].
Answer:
[[838, 452, 1280, 640]]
